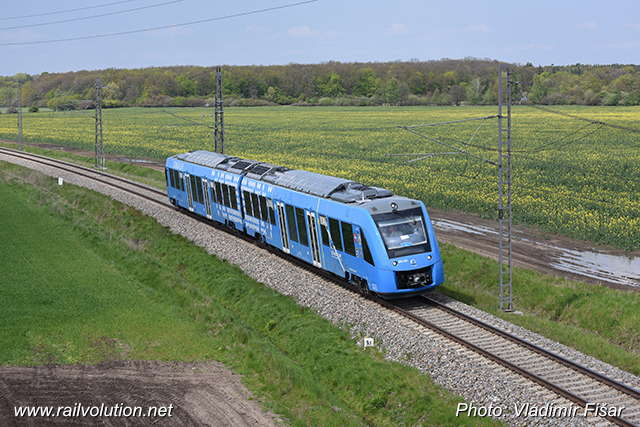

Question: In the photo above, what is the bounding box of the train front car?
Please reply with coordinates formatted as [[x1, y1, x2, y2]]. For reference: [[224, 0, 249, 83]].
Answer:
[[360, 196, 444, 298]]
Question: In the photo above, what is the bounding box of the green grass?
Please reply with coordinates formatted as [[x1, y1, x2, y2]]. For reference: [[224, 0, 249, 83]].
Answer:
[[0, 161, 500, 426]]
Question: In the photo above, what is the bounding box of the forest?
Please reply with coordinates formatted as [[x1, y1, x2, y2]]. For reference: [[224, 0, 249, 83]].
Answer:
[[1, 57, 639, 110]]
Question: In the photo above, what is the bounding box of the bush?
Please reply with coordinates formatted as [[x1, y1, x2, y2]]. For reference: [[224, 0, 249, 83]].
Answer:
[[540, 93, 574, 105], [172, 96, 187, 106], [318, 97, 334, 106], [604, 91, 621, 106], [228, 98, 274, 107], [29, 106, 39, 113]]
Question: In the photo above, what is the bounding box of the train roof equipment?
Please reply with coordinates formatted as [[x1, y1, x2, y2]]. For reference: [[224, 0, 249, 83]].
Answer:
[[171, 150, 394, 203]]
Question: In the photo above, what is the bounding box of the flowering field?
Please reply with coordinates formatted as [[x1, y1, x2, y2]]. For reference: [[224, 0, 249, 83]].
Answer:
[[1, 106, 638, 250]]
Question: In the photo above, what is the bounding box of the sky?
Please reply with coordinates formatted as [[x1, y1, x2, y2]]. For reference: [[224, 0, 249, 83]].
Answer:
[[1, 0, 640, 76]]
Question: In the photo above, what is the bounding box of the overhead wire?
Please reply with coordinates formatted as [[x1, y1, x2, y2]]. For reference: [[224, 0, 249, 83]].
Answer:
[[0, 0, 134, 21], [399, 157, 639, 212], [390, 75, 639, 211], [0, 0, 184, 31], [0, 0, 319, 46]]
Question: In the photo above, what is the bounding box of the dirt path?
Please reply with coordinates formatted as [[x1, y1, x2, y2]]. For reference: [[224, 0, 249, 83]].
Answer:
[[0, 360, 282, 426]]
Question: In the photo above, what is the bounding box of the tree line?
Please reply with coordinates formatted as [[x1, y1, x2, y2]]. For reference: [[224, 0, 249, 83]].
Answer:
[[1, 57, 639, 111]]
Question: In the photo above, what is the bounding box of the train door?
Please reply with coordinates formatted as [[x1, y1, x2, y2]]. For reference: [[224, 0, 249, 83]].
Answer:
[[306, 211, 322, 268], [184, 173, 194, 212], [276, 202, 290, 254], [202, 178, 212, 219]]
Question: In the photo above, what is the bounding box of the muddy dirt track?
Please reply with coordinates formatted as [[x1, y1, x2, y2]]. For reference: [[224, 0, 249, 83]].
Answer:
[[0, 361, 281, 427]]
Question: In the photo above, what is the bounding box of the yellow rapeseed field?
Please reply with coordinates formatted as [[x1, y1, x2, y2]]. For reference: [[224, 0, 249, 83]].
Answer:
[[1, 105, 638, 250]]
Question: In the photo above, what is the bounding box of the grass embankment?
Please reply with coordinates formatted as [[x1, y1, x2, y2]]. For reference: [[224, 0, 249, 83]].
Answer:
[[0, 161, 499, 426], [5, 141, 640, 376]]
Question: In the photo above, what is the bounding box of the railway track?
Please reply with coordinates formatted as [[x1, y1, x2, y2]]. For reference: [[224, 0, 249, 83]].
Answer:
[[2, 146, 639, 426], [391, 296, 640, 427], [0, 147, 171, 208]]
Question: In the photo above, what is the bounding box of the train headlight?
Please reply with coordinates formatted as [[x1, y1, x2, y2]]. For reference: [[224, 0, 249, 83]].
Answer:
[[393, 261, 398, 266], [428, 255, 432, 260], [390, 202, 398, 211]]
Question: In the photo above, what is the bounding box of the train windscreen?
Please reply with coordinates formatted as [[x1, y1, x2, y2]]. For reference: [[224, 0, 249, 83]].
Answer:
[[373, 207, 431, 258]]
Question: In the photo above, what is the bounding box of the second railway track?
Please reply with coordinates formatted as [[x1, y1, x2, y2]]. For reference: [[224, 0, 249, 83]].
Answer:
[[2, 146, 640, 427]]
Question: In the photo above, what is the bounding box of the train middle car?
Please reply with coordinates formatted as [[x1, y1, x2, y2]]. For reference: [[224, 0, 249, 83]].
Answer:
[[165, 150, 444, 298]]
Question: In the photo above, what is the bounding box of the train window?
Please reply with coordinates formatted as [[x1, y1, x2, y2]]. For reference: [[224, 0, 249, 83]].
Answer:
[[251, 193, 260, 220], [210, 180, 217, 203], [167, 169, 175, 189], [243, 191, 253, 216], [215, 182, 223, 205], [341, 222, 355, 256], [373, 207, 431, 258], [195, 177, 204, 204], [320, 216, 330, 247], [259, 196, 269, 222], [295, 207, 308, 246], [361, 232, 374, 266], [285, 204, 298, 243], [172, 169, 178, 189], [177, 171, 185, 192], [329, 218, 343, 252], [189, 175, 198, 204], [229, 186, 238, 210], [222, 184, 230, 207], [268, 203, 276, 225]]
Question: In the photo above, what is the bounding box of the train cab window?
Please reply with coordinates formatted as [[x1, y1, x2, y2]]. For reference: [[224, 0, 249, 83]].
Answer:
[[215, 182, 223, 205], [361, 232, 374, 266], [259, 196, 269, 222], [229, 186, 238, 210], [341, 222, 355, 256], [295, 207, 308, 246], [285, 204, 298, 243], [243, 191, 253, 216], [373, 207, 431, 258], [251, 193, 260, 220], [329, 218, 343, 252]]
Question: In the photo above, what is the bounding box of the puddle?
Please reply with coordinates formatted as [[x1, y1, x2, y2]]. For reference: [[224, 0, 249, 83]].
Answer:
[[123, 159, 157, 164], [432, 219, 497, 236], [549, 246, 640, 288], [431, 218, 640, 288]]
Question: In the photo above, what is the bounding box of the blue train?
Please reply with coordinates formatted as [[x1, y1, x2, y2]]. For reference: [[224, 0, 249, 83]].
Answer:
[[165, 151, 444, 298]]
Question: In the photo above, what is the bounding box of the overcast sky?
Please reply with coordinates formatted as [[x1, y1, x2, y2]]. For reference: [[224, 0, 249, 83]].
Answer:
[[1, 0, 639, 76]]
